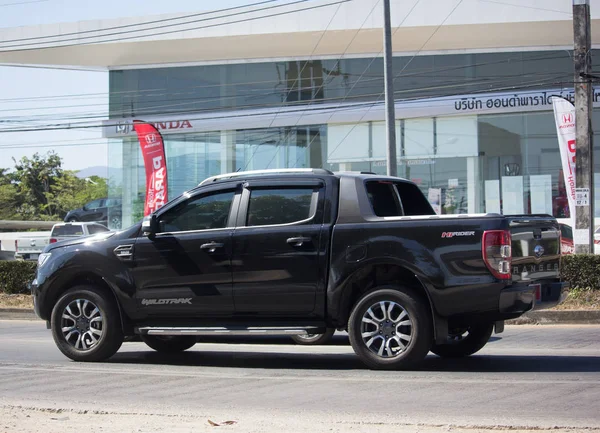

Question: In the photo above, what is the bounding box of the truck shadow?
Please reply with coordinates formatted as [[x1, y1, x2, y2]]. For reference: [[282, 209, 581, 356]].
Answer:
[[109, 348, 600, 374]]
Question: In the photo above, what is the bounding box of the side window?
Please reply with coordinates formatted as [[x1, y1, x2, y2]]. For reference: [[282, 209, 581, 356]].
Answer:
[[159, 190, 235, 233], [365, 180, 435, 217], [247, 187, 315, 226], [88, 225, 109, 235], [561, 224, 572, 239], [105, 198, 121, 207], [86, 199, 103, 210], [395, 182, 435, 216], [365, 181, 403, 217]]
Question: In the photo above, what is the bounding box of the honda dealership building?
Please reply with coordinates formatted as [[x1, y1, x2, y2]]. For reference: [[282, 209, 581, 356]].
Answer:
[[1, 0, 599, 229]]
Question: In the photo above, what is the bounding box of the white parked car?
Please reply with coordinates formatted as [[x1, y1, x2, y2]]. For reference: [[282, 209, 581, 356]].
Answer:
[[14, 235, 50, 261], [49, 222, 111, 244]]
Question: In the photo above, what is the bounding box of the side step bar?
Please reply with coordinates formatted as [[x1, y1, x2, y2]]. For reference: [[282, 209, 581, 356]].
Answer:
[[136, 326, 325, 336]]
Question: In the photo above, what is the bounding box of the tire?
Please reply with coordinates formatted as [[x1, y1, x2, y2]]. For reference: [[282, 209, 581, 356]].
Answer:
[[141, 335, 197, 353], [430, 323, 494, 358], [67, 217, 78, 223], [51, 286, 123, 362], [291, 328, 335, 345], [348, 286, 432, 370]]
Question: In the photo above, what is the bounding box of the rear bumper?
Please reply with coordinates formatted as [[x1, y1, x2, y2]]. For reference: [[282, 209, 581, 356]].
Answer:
[[499, 280, 569, 314], [532, 281, 570, 311]]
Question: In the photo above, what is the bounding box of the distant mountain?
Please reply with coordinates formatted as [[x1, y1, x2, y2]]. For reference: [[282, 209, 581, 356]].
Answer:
[[75, 166, 123, 187], [75, 166, 108, 179]]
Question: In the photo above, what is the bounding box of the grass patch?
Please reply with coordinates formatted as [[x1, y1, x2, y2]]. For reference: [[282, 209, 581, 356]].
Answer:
[[553, 287, 600, 310], [0, 294, 33, 309]]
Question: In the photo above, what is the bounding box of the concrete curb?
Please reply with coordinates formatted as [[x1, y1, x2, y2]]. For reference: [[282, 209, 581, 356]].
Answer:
[[1, 308, 600, 324], [506, 310, 600, 325], [0, 309, 39, 320]]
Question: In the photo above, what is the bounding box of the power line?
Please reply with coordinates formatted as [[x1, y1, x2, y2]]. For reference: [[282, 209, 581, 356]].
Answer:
[[255, 0, 349, 170], [477, 0, 572, 15], [0, 0, 283, 45], [0, 0, 350, 52], [0, 79, 582, 153], [0, 51, 576, 104], [325, 0, 466, 162], [0, 73, 573, 129], [0, 78, 577, 135], [0, 0, 48, 7], [293, 0, 423, 167], [0, 71, 572, 124]]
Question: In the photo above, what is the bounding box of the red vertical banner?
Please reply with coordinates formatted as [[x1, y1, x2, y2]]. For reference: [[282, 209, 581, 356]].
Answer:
[[133, 120, 168, 216]]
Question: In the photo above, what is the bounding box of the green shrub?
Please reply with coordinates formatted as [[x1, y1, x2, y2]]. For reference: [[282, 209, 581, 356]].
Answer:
[[561, 254, 600, 290], [0, 261, 37, 295]]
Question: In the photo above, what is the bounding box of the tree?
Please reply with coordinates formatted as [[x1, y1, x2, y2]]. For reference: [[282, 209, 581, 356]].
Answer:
[[0, 151, 108, 221], [46, 172, 108, 217], [0, 168, 19, 220], [12, 151, 63, 219]]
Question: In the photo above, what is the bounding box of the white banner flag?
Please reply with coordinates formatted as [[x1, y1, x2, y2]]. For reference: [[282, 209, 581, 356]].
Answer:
[[551, 96, 576, 227]]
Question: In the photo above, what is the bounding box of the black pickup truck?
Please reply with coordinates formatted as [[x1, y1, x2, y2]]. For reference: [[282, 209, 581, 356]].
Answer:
[[31, 169, 568, 370]]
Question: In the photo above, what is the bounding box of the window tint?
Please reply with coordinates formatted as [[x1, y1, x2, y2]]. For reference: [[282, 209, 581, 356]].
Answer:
[[160, 191, 234, 232], [105, 198, 122, 207], [560, 224, 573, 239], [86, 199, 104, 210], [395, 182, 435, 216], [365, 181, 403, 217], [88, 225, 109, 235], [247, 188, 314, 226], [52, 225, 85, 236], [365, 180, 435, 217]]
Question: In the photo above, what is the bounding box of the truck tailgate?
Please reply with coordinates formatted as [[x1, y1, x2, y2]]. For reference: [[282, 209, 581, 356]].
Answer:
[[509, 216, 561, 283]]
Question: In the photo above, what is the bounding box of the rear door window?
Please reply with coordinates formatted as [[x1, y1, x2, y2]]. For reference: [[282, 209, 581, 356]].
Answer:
[[365, 180, 435, 217], [246, 187, 316, 226]]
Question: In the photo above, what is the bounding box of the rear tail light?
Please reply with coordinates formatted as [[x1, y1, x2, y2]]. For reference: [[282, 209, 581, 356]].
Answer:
[[482, 230, 512, 280], [594, 239, 600, 245], [50, 238, 57, 244]]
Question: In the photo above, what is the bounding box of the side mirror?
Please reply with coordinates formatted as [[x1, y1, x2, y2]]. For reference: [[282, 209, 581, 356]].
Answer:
[[82, 205, 88, 211], [141, 214, 159, 237]]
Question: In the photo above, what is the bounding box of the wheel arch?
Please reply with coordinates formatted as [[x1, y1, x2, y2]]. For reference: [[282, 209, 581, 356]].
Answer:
[[46, 272, 129, 335], [332, 260, 447, 343]]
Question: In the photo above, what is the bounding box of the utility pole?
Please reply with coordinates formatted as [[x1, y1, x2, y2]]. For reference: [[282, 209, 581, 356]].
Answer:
[[573, 0, 594, 253], [383, 0, 397, 177]]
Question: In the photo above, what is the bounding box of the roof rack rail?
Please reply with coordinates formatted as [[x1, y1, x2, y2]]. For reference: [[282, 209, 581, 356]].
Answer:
[[198, 168, 333, 186]]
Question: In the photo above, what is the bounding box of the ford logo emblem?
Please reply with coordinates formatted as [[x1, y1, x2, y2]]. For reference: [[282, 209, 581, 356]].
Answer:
[[534, 245, 545, 258]]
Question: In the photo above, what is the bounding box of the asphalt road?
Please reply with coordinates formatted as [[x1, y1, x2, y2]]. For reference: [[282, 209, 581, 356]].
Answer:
[[1, 320, 599, 431]]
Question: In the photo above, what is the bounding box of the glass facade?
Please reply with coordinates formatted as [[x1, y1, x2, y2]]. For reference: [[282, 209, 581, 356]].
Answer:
[[106, 50, 600, 230]]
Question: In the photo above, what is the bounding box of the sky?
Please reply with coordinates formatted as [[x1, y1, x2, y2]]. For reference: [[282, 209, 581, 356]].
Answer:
[[0, 0, 251, 172]]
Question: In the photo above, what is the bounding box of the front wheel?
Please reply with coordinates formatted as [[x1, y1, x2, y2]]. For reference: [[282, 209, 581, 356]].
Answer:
[[348, 286, 432, 370], [141, 335, 197, 353], [51, 286, 123, 362], [291, 328, 335, 345], [430, 323, 494, 358]]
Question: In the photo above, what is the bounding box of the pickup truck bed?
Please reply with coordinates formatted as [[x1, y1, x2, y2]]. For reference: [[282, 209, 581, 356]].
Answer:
[[31, 169, 569, 370]]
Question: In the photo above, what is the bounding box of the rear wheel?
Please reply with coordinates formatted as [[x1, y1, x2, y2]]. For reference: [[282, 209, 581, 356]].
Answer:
[[51, 286, 123, 362], [348, 286, 432, 370], [430, 322, 494, 358], [291, 328, 335, 345], [141, 335, 197, 353]]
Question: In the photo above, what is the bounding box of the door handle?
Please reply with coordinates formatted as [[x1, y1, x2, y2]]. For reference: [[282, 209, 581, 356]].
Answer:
[[286, 237, 312, 247], [200, 242, 224, 253]]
